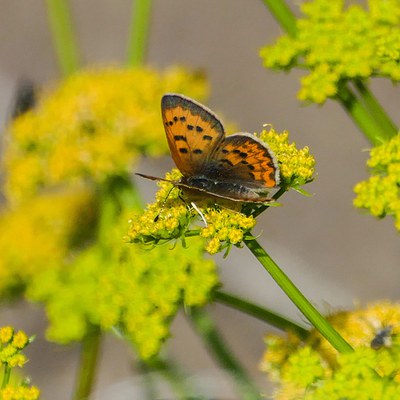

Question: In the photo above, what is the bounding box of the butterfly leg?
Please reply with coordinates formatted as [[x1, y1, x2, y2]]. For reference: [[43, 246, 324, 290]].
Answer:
[[154, 185, 176, 222], [190, 202, 208, 227]]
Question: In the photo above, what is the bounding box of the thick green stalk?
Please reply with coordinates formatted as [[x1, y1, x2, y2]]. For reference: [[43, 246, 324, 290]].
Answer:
[[244, 238, 353, 354], [215, 290, 308, 339], [354, 80, 398, 140], [261, 0, 297, 37], [44, 0, 80, 76], [127, 0, 153, 65], [1, 365, 11, 388], [189, 307, 262, 400], [337, 84, 389, 145], [72, 327, 102, 400], [142, 358, 205, 400], [137, 361, 159, 400]]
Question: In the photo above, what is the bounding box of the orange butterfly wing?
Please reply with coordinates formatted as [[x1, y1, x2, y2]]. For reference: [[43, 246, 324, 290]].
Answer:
[[213, 132, 280, 188], [161, 94, 224, 177]]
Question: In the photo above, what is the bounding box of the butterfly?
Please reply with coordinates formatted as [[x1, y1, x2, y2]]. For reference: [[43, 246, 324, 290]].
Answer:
[[136, 93, 280, 203]]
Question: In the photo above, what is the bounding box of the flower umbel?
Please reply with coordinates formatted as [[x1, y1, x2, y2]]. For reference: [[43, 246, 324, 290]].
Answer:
[[260, 301, 400, 399], [0, 326, 39, 400], [0, 185, 97, 299], [27, 211, 218, 360], [3, 66, 208, 203], [260, 126, 315, 188], [354, 134, 400, 231], [260, 0, 400, 103], [0, 385, 40, 400], [129, 127, 315, 254]]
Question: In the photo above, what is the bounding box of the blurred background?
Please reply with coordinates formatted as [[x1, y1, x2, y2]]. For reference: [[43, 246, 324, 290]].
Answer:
[[0, 0, 399, 399]]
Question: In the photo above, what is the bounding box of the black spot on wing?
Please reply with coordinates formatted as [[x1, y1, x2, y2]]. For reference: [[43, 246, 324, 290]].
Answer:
[[180, 116, 186, 122], [174, 135, 187, 141], [221, 158, 234, 166], [203, 135, 213, 141], [196, 126, 203, 132], [193, 149, 203, 154], [179, 148, 188, 154], [187, 124, 194, 131]]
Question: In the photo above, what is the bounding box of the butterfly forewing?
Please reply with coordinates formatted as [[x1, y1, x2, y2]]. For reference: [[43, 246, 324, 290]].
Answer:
[[213, 133, 280, 188], [162, 94, 225, 176]]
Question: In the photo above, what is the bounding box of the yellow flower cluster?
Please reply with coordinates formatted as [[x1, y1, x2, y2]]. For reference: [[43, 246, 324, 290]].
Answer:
[[260, 0, 400, 103], [127, 168, 258, 254], [0, 326, 39, 399], [0, 326, 29, 369], [128, 128, 315, 254], [260, 301, 400, 399], [127, 170, 193, 246], [200, 209, 256, 254], [27, 211, 218, 360], [260, 127, 315, 187], [3, 66, 208, 203], [0, 385, 40, 400], [0, 186, 97, 298], [354, 134, 400, 231]]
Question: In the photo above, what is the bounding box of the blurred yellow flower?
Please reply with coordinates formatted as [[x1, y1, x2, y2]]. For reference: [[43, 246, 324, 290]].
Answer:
[[27, 211, 218, 360], [0, 185, 97, 298], [261, 301, 400, 399], [3, 66, 208, 203]]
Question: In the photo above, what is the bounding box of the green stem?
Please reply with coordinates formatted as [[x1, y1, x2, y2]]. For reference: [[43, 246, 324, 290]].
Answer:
[[137, 361, 159, 400], [261, 0, 297, 36], [143, 358, 204, 400], [44, 0, 80, 76], [1, 365, 11, 388], [127, 0, 153, 66], [337, 84, 388, 146], [189, 307, 262, 400], [353, 80, 398, 140], [250, 185, 287, 218], [215, 290, 308, 339], [244, 238, 353, 354], [72, 327, 102, 400]]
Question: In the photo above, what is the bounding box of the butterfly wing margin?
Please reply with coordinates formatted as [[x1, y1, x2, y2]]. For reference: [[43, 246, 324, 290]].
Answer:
[[161, 94, 225, 176], [135, 173, 273, 203], [212, 132, 280, 188]]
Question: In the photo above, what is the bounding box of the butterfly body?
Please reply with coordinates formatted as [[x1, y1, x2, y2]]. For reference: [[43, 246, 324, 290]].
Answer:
[[138, 94, 280, 203]]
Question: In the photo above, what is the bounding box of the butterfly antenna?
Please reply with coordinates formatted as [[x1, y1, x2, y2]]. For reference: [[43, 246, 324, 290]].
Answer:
[[154, 185, 176, 222], [190, 202, 208, 227]]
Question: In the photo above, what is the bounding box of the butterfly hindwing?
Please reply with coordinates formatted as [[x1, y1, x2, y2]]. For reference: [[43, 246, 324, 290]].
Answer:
[[213, 133, 280, 188], [162, 94, 225, 176]]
